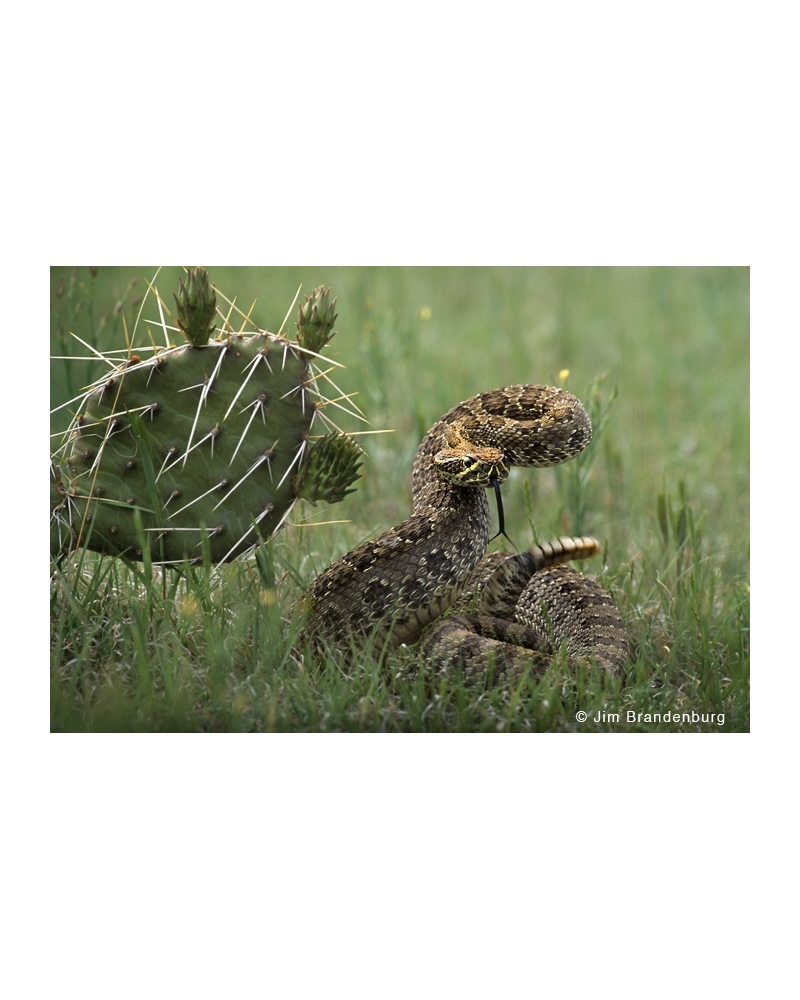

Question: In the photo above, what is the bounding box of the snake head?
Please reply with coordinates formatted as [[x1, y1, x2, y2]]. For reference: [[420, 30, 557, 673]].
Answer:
[[433, 445, 509, 487]]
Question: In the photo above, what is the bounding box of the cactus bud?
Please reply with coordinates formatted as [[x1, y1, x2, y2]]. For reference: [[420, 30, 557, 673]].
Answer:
[[294, 433, 362, 504], [295, 286, 338, 353], [174, 267, 217, 346]]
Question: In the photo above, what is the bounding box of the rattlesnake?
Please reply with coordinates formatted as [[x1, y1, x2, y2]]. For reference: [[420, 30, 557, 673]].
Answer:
[[297, 385, 627, 681]]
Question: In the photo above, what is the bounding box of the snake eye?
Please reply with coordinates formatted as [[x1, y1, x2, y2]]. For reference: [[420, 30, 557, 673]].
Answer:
[[463, 457, 475, 467]]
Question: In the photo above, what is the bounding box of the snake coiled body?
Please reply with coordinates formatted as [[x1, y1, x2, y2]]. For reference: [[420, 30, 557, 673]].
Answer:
[[298, 385, 627, 679]]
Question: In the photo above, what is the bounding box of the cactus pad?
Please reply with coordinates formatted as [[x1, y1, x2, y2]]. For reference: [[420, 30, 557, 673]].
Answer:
[[51, 271, 363, 564]]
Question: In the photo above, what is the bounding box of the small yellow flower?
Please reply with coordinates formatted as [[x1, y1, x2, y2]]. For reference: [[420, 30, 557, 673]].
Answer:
[[177, 593, 199, 617], [558, 369, 570, 382], [233, 692, 250, 714], [420, 306, 432, 320]]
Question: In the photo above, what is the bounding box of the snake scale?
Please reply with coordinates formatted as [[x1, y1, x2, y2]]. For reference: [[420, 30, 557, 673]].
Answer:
[[297, 385, 627, 682]]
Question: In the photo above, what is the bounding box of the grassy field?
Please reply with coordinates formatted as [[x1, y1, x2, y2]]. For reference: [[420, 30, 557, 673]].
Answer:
[[50, 266, 749, 732]]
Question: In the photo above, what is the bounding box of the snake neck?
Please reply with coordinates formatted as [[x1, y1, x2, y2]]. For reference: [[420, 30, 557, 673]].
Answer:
[[414, 475, 491, 548], [412, 415, 492, 543]]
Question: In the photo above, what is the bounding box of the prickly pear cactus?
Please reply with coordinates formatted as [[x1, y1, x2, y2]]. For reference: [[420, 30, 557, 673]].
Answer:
[[50, 269, 362, 564]]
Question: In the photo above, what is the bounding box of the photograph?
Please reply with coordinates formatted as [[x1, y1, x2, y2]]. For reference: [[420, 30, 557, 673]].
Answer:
[[50, 266, 749, 732]]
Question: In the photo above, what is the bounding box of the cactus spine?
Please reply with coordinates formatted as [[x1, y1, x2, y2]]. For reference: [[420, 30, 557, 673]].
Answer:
[[51, 269, 362, 564]]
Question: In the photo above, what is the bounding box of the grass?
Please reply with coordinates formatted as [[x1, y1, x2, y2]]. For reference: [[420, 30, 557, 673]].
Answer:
[[50, 266, 749, 732]]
